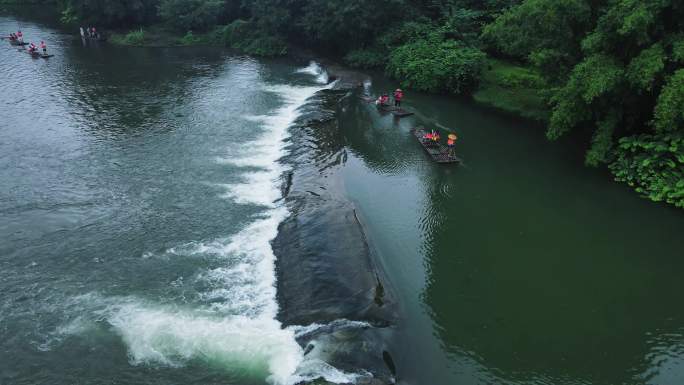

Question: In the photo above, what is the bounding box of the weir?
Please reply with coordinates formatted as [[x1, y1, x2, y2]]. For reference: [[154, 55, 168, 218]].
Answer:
[[273, 84, 397, 384]]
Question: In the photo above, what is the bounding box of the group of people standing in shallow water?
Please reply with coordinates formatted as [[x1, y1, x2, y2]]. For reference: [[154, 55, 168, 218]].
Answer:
[[80, 26, 101, 40], [5, 30, 48, 55]]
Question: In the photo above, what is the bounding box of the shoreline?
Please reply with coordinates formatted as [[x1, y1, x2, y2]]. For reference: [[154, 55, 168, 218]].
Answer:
[[102, 26, 548, 122]]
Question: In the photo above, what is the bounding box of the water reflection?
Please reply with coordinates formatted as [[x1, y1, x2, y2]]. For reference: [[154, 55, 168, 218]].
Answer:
[[419, 140, 684, 385], [336, 74, 684, 385], [60, 46, 246, 137]]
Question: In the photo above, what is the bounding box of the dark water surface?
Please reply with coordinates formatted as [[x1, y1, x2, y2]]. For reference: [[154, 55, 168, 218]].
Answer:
[[1, 14, 684, 385], [339, 80, 684, 385]]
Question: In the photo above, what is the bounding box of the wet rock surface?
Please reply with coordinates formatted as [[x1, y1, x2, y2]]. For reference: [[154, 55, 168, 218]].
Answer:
[[273, 88, 397, 384]]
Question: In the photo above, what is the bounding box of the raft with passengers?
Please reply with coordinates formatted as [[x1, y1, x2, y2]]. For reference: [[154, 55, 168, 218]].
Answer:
[[3, 31, 28, 45], [25, 41, 53, 58], [359, 87, 461, 164], [5, 30, 53, 58], [360, 88, 414, 118], [411, 126, 461, 164]]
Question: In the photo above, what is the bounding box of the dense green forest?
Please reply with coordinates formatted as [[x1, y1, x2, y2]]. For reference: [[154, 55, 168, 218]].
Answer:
[[8, 0, 684, 208]]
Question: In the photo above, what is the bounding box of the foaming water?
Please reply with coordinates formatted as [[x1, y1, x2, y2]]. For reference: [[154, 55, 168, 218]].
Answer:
[[101, 65, 348, 384], [105, 300, 302, 384], [1, 25, 361, 383], [170, 207, 289, 317], [220, 83, 331, 207], [296, 61, 329, 84], [101, 300, 366, 384]]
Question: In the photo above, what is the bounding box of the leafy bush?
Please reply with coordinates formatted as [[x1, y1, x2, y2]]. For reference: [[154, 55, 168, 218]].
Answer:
[[218, 20, 287, 56], [481, 0, 592, 75], [386, 39, 486, 94], [60, 4, 78, 25], [242, 36, 288, 56], [609, 69, 684, 207], [219, 19, 249, 44], [177, 30, 202, 45], [610, 133, 684, 208], [547, 54, 624, 142], [343, 21, 438, 69], [653, 69, 684, 132], [60, 0, 159, 26], [114, 28, 145, 45], [298, 0, 414, 52], [473, 59, 550, 121], [344, 48, 387, 68], [377, 20, 437, 48], [159, 0, 223, 32], [485, 60, 546, 89]]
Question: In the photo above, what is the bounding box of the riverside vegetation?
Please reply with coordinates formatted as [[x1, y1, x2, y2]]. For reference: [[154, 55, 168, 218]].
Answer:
[[15, 0, 684, 208]]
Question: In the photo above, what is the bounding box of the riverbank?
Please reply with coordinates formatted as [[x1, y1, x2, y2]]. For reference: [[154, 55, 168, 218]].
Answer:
[[107, 26, 549, 123], [108, 25, 216, 47], [107, 23, 287, 56], [473, 58, 549, 121]]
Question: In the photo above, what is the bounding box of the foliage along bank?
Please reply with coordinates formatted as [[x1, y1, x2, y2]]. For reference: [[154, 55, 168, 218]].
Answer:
[[39, 0, 684, 208], [483, 0, 684, 208]]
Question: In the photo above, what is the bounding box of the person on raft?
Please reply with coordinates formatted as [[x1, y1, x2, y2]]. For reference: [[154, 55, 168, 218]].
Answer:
[[40, 41, 47, 54], [8, 32, 16, 41], [27, 42, 37, 54], [17, 30, 23, 42], [393, 88, 403, 107], [447, 133, 457, 156], [375, 93, 390, 106]]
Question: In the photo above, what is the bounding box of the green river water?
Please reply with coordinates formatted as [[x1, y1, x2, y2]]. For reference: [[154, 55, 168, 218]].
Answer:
[[1, 12, 684, 385]]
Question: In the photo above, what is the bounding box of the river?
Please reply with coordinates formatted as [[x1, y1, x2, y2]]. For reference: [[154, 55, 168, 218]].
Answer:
[[1, 13, 684, 385]]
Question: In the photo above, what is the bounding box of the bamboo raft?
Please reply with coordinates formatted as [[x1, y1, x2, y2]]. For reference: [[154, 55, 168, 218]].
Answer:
[[411, 126, 461, 164], [380, 105, 414, 117], [9, 40, 29, 46], [26, 50, 53, 59], [359, 96, 414, 117]]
